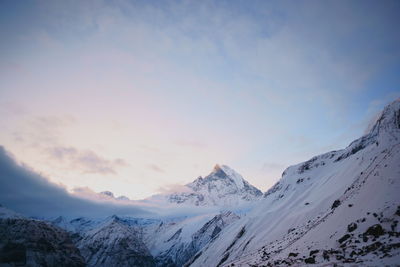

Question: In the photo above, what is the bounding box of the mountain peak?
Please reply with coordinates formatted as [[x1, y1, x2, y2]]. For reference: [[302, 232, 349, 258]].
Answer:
[[213, 164, 222, 172], [164, 164, 263, 206], [100, 191, 114, 198], [369, 98, 400, 135], [210, 164, 245, 189]]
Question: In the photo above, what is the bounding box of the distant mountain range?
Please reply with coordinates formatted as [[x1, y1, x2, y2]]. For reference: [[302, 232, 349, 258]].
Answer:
[[1, 98, 399, 266]]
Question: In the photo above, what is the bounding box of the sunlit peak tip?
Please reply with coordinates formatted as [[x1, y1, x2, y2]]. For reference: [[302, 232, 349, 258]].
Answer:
[[213, 164, 222, 171]]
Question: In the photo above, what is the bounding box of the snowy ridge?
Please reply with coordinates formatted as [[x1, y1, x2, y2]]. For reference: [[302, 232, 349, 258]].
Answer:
[[217, 165, 244, 189]]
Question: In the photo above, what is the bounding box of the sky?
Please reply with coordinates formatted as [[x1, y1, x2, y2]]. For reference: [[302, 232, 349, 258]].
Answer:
[[0, 0, 399, 200]]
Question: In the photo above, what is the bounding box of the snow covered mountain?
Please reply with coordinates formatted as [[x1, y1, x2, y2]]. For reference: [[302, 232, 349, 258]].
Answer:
[[187, 98, 400, 266], [2, 99, 400, 267], [162, 164, 262, 206]]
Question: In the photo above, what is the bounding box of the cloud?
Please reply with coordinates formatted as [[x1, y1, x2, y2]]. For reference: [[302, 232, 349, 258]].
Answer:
[[156, 183, 193, 195], [0, 146, 148, 218], [11, 115, 77, 147], [72, 187, 129, 202], [147, 164, 165, 173], [47, 146, 128, 175]]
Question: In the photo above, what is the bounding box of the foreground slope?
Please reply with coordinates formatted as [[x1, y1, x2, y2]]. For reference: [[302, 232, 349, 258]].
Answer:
[[189, 99, 400, 266]]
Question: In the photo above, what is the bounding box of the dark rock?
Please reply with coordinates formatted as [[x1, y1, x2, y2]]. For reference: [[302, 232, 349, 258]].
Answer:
[[396, 206, 400, 216], [338, 234, 351, 243], [364, 241, 383, 253], [331, 200, 341, 209], [364, 224, 385, 238], [304, 257, 315, 264], [216, 253, 229, 267], [322, 250, 329, 261], [390, 220, 398, 231], [347, 222, 358, 232]]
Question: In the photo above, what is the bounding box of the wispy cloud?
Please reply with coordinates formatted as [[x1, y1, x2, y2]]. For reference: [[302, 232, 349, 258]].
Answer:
[[10, 115, 77, 147], [47, 146, 128, 175], [156, 183, 193, 195], [147, 164, 165, 173]]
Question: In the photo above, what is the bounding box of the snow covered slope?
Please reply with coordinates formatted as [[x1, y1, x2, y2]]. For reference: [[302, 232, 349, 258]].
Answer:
[[154, 164, 262, 207], [144, 211, 240, 266], [74, 215, 155, 267], [189, 99, 400, 266]]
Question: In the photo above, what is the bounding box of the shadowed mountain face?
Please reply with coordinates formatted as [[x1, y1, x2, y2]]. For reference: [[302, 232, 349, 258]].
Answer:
[[0, 211, 85, 267]]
